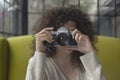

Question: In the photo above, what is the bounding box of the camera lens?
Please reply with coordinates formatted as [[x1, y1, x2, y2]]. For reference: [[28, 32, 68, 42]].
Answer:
[[57, 33, 69, 46]]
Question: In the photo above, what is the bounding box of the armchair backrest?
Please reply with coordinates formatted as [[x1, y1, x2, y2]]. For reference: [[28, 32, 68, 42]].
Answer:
[[0, 37, 8, 80], [95, 36, 120, 80], [7, 35, 33, 80]]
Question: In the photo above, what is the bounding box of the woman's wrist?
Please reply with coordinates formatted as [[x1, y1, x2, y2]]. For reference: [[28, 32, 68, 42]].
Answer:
[[34, 51, 46, 57], [84, 47, 95, 54], [77, 47, 94, 54]]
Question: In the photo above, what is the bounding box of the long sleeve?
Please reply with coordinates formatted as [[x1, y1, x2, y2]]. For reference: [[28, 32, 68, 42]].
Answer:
[[80, 51, 105, 80], [25, 51, 47, 80]]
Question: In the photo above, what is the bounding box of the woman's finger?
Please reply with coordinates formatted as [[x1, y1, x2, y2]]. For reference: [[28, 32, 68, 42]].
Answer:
[[43, 27, 54, 31], [38, 34, 53, 43], [78, 35, 82, 42], [40, 27, 54, 33], [71, 29, 81, 39], [75, 33, 80, 42], [39, 30, 53, 38]]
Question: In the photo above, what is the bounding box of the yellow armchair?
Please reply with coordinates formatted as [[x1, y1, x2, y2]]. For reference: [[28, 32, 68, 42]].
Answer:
[[0, 35, 120, 80], [0, 37, 8, 80]]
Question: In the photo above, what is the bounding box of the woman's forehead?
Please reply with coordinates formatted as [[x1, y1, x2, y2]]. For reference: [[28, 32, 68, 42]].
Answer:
[[63, 21, 77, 30]]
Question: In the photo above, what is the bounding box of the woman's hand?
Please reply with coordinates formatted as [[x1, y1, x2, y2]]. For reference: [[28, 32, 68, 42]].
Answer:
[[34, 27, 54, 53], [69, 29, 94, 53]]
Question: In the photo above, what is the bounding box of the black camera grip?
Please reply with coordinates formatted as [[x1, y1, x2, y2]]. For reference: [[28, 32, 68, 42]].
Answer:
[[43, 41, 54, 48]]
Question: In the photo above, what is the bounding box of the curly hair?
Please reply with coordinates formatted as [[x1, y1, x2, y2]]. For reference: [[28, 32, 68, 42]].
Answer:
[[33, 6, 97, 66]]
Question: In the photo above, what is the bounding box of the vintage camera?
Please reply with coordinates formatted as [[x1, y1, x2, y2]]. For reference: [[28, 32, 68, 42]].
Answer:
[[44, 27, 77, 47]]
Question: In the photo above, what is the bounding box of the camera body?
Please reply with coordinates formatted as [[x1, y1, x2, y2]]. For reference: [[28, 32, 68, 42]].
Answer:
[[44, 27, 77, 47]]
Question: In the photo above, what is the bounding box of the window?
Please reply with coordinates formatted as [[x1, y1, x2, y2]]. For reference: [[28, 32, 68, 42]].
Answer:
[[0, 0, 28, 37], [0, 0, 120, 38]]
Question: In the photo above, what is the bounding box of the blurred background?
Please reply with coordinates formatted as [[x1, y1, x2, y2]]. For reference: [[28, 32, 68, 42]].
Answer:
[[0, 0, 120, 38]]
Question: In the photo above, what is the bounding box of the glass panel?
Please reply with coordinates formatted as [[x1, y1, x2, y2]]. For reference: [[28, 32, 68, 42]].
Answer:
[[92, 15, 113, 36], [4, 5, 12, 37], [28, 0, 43, 13], [0, 1, 4, 34], [28, 14, 41, 34], [80, 0, 97, 15], [64, 0, 78, 7], [27, 0, 120, 38], [112, 16, 120, 38], [116, 16, 120, 38], [0, 0, 17, 37], [79, 0, 109, 15], [45, 0, 63, 8], [0, 0, 13, 37], [28, 0, 44, 34]]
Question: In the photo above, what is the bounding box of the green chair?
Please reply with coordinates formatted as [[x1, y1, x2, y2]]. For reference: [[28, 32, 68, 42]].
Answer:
[[0, 35, 120, 80], [0, 37, 8, 80]]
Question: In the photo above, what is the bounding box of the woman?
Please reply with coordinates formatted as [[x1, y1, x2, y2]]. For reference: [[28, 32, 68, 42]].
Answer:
[[26, 7, 105, 80]]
